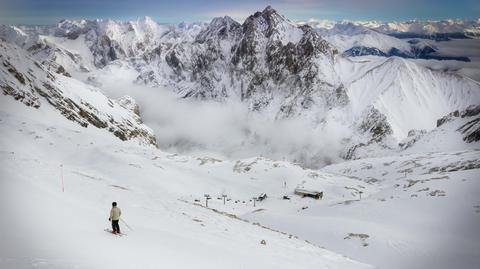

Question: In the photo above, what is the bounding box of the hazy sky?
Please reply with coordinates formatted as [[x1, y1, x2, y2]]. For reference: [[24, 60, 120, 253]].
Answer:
[[0, 0, 478, 25]]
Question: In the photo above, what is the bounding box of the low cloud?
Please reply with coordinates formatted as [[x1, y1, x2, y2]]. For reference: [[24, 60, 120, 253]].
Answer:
[[96, 65, 350, 168]]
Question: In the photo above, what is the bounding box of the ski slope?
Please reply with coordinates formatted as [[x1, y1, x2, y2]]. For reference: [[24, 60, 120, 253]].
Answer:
[[0, 93, 372, 269], [1, 8, 480, 269], [243, 150, 480, 269], [2, 76, 479, 269]]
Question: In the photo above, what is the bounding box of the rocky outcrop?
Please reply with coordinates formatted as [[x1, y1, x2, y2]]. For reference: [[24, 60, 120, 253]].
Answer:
[[48, 7, 346, 119], [195, 16, 241, 43], [342, 106, 394, 160], [436, 106, 480, 129], [456, 105, 480, 142], [53, 17, 171, 68], [399, 129, 427, 149], [358, 106, 392, 142], [0, 41, 157, 146], [436, 105, 480, 143]]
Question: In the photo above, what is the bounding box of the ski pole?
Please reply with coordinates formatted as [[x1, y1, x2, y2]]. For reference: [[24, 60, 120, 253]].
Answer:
[[120, 218, 133, 231]]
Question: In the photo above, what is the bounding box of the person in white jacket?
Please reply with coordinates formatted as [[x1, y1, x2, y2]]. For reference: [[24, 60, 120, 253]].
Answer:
[[109, 202, 122, 234]]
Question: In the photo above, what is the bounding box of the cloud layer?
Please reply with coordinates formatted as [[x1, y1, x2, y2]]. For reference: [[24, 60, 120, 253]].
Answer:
[[95, 65, 350, 168]]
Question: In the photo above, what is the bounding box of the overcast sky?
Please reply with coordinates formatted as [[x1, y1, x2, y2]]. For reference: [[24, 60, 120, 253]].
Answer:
[[1, 0, 478, 25]]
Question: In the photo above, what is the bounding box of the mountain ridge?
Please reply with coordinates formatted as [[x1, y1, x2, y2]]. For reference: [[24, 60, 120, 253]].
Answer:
[[1, 6, 479, 167]]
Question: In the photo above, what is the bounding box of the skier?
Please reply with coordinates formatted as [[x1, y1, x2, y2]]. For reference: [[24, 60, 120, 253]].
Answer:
[[109, 202, 122, 234]]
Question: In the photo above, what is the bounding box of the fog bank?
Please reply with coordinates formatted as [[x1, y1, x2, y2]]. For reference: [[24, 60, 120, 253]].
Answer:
[[95, 65, 351, 168]]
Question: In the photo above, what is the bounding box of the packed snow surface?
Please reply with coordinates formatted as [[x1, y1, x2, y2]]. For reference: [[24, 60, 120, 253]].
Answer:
[[0, 95, 372, 269], [2, 80, 479, 269]]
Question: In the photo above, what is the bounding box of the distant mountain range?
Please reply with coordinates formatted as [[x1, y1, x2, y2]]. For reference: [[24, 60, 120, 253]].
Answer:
[[301, 18, 480, 39], [1, 6, 479, 166]]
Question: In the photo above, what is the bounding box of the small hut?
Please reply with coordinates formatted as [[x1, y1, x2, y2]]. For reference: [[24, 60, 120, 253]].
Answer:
[[294, 188, 323, 200], [257, 193, 267, 201]]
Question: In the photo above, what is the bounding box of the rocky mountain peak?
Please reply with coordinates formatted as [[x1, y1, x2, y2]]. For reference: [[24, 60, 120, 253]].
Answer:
[[242, 5, 298, 40], [195, 16, 241, 43], [0, 41, 157, 146]]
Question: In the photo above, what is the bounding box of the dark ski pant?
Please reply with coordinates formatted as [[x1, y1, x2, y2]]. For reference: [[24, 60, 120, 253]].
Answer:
[[111, 220, 120, 233]]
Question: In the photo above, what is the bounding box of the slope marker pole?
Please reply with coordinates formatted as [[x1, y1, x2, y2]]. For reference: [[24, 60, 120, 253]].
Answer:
[[60, 164, 64, 192]]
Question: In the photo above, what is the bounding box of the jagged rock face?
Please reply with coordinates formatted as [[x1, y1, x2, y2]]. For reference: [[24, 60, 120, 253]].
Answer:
[[455, 105, 480, 142], [53, 17, 172, 68], [437, 110, 461, 127], [230, 7, 345, 115], [89, 33, 125, 67], [359, 106, 393, 142], [0, 41, 157, 146], [437, 106, 480, 127], [195, 17, 242, 43], [342, 106, 394, 160], [458, 117, 480, 142], [41, 6, 346, 119], [117, 95, 141, 121], [133, 7, 347, 119], [399, 129, 427, 149], [433, 105, 480, 143]]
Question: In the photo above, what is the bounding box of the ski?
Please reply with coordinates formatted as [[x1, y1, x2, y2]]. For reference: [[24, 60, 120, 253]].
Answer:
[[104, 228, 126, 236]]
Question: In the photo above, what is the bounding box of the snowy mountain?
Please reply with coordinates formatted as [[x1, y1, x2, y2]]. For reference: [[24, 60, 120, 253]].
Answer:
[[338, 56, 480, 139], [1, 6, 480, 269], [0, 77, 374, 269], [358, 18, 480, 39], [304, 18, 480, 40], [0, 41, 156, 146], [305, 22, 471, 61], [1, 6, 479, 166], [321, 23, 412, 56]]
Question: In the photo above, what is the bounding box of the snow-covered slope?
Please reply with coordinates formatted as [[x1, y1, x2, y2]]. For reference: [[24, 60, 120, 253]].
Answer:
[[399, 105, 480, 153], [1, 7, 480, 269], [322, 23, 411, 55], [0, 41, 156, 146], [336, 56, 480, 140], [4, 82, 479, 269], [0, 80, 374, 269], [2, 69, 479, 269]]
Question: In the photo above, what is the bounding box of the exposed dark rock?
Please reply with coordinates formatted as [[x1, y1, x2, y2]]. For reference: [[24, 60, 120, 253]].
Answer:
[[344, 42, 469, 62], [435, 105, 480, 143], [343, 46, 387, 57], [165, 50, 183, 75], [359, 106, 392, 142], [399, 129, 427, 149], [437, 110, 459, 127], [342, 107, 393, 160], [55, 65, 71, 77], [195, 16, 241, 43], [0, 41, 157, 146], [1, 83, 40, 108], [458, 118, 480, 142], [3, 60, 26, 84], [461, 105, 480, 118]]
